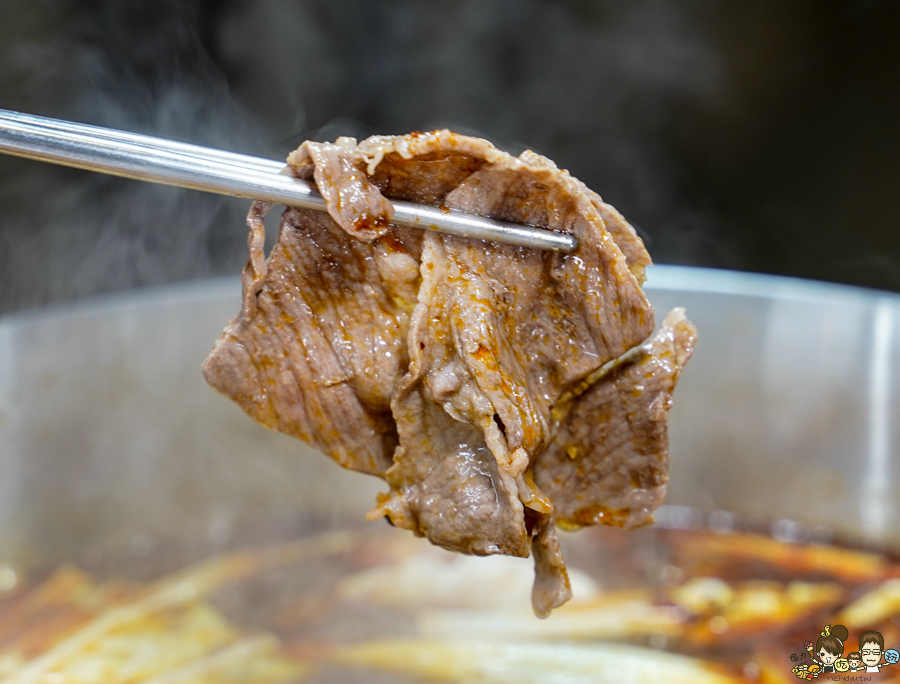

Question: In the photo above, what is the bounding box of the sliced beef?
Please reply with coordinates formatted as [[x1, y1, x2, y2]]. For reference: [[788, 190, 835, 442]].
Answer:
[[535, 308, 697, 530], [203, 130, 695, 616], [202, 204, 420, 476], [531, 515, 573, 617]]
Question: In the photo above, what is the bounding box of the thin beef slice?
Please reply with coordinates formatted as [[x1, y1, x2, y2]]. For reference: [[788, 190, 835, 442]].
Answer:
[[535, 308, 697, 531], [202, 130, 695, 617]]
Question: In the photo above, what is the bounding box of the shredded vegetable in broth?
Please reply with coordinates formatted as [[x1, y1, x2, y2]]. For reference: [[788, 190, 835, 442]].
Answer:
[[1, 521, 898, 684]]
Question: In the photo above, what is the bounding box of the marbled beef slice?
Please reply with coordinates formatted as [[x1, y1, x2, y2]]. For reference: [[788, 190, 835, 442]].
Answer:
[[535, 308, 697, 531], [203, 130, 695, 617]]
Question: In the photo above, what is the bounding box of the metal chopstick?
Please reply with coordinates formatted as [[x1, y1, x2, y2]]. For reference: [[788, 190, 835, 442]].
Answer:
[[0, 108, 282, 175], [0, 110, 578, 253]]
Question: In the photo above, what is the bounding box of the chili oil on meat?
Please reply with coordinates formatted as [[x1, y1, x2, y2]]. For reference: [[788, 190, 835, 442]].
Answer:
[[202, 131, 697, 616]]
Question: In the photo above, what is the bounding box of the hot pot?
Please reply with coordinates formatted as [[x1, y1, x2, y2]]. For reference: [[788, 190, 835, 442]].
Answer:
[[0, 264, 898, 677]]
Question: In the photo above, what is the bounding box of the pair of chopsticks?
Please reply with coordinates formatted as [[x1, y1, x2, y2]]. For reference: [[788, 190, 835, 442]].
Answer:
[[0, 109, 577, 253]]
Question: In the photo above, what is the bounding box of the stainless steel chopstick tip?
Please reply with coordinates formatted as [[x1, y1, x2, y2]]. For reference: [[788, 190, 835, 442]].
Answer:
[[0, 110, 579, 253]]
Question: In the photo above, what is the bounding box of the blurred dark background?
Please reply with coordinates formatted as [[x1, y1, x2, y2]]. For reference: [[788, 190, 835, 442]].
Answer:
[[0, 0, 898, 313]]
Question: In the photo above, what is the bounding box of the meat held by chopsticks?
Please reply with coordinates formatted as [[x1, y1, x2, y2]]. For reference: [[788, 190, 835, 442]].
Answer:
[[202, 130, 696, 616]]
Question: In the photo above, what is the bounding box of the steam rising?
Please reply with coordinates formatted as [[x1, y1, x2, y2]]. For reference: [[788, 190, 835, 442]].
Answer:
[[0, 0, 730, 313]]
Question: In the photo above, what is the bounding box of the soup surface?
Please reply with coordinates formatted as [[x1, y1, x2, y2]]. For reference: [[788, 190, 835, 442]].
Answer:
[[2, 512, 898, 683]]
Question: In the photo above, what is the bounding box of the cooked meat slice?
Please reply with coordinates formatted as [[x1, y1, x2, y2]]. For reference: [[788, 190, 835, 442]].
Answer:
[[370, 235, 536, 556], [534, 308, 697, 530], [381, 398, 529, 557], [204, 130, 695, 616], [531, 516, 572, 618], [562, 168, 652, 287], [287, 134, 491, 208], [288, 139, 394, 242], [375, 234, 532, 558], [587, 194, 652, 286], [441, 151, 655, 412], [364, 139, 655, 615], [202, 205, 419, 476]]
